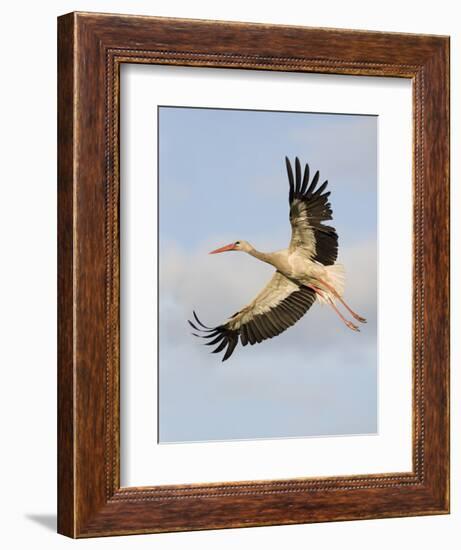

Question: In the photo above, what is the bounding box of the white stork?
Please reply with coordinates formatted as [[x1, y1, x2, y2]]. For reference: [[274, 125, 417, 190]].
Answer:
[[189, 157, 366, 361]]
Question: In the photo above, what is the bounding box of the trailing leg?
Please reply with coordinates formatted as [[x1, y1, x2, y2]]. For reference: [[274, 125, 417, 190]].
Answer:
[[318, 278, 366, 324], [327, 297, 360, 332]]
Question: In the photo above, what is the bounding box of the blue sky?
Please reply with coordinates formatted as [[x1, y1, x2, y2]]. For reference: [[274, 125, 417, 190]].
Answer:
[[158, 106, 377, 443]]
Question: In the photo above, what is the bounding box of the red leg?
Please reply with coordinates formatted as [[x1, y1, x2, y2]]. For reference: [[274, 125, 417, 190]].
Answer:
[[308, 284, 360, 332], [317, 279, 367, 323], [328, 297, 360, 332]]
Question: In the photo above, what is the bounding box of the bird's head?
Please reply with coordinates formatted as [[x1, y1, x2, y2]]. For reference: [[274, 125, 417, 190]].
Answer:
[[209, 240, 252, 254]]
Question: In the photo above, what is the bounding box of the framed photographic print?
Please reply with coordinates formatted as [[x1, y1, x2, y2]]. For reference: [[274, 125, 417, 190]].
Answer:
[[57, 12, 450, 537]]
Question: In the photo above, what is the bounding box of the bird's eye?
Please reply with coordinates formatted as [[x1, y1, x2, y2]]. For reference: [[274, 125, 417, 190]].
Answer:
[[235, 241, 240, 245]]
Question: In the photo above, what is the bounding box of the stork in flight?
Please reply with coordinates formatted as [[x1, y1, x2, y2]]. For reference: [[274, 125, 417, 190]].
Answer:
[[189, 157, 366, 361]]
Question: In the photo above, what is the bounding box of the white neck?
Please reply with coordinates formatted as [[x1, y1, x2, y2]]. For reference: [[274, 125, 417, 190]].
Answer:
[[247, 247, 276, 267]]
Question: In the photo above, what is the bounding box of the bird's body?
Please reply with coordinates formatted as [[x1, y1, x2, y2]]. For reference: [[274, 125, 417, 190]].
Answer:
[[238, 244, 344, 303], [189, 157, 366, 361]]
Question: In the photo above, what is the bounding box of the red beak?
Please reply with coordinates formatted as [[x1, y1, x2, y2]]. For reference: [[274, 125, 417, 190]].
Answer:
[[209, 242, 236, 254]]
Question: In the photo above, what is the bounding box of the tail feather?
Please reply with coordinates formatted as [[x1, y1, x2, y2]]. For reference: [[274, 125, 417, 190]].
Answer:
[[327, 263, 346, 298], [316, 263, 346, 305]]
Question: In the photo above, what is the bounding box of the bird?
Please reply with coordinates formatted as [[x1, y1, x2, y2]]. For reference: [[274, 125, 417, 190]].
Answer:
[[189, 157, 366, 361]]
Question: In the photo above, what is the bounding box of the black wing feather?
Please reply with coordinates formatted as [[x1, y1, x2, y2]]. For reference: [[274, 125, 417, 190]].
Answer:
[[285, 156, 295, 203], [295, 157, 302, 193], [301, 163, 310, 194]]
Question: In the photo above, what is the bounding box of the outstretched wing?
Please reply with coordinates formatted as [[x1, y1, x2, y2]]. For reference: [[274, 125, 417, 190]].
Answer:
[[189, 271, 316, 362], [286, 156, 338, 266]]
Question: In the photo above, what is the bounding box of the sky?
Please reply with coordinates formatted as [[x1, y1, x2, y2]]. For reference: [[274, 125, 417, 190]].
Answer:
[[158, 106, 377, 443]]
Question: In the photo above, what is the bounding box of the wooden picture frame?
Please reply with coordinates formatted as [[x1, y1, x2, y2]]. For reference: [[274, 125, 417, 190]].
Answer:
[[57, 11, 450, 538]]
